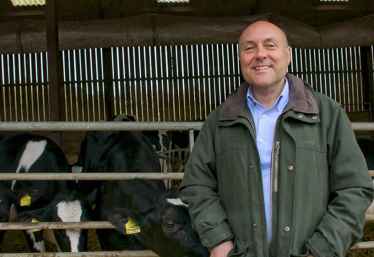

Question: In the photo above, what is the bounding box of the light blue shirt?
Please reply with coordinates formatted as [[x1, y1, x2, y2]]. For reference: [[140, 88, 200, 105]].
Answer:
[[246, 78, 289, 244]]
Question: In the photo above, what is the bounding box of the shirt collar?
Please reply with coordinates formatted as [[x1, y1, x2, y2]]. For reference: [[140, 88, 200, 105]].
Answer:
[[247, 77, 289, 112]]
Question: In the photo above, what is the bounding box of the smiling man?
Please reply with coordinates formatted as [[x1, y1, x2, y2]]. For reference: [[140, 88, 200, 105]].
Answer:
[[179, 21, 373, 257]]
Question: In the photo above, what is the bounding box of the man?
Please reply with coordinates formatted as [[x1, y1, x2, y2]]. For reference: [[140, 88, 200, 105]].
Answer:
[[179, 21, 373, 257]]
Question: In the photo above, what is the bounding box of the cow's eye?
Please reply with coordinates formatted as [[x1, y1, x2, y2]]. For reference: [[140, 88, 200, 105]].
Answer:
[[166, 223, 174, 228]]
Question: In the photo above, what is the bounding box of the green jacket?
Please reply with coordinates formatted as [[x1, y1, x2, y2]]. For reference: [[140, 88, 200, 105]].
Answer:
[[179, 73, 373, 257]]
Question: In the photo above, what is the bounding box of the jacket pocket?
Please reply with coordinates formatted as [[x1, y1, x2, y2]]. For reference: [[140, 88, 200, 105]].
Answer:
[[228, 243, 249, 257], [290, 241, 310, 257]]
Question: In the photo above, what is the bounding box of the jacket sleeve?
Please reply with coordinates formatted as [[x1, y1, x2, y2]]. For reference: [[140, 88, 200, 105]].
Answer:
[[179, 112, 234, 249], [306, 106, 374, 257]]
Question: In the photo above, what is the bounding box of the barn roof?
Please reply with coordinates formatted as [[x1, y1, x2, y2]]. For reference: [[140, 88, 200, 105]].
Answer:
[[0, 0, 373, 53]]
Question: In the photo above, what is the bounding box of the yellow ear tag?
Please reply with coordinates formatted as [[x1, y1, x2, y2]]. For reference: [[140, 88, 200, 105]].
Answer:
[[91, 203, 96, 210], [125, 217, 141, 234], [20, 193, 32, 207], [30, 218, 41, 233]]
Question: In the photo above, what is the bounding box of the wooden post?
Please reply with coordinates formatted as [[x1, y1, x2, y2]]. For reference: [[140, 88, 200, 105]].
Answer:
[[46, 0, 62, 146], [360, 46, 374, 121]]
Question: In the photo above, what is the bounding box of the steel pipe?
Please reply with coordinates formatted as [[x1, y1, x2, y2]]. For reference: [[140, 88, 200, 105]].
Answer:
[[0, 172, 184, 181], [0, 250, 158, 257], [0, 221, 113, 230], [1, 214, 373, 232], [0, 122, 373, 131], [0, 122, 203, 131]]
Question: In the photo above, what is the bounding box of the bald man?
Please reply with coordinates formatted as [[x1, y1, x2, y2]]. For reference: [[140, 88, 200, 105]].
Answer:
[[180, 21, 373, 257]]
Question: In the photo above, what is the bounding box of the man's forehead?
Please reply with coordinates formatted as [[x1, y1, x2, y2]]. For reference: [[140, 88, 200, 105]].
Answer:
[[239, 22, 287, 44]]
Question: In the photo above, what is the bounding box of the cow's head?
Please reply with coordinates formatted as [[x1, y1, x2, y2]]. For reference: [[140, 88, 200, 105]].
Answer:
[[13, 190, 92, 252], [108, 189, 209, 257]]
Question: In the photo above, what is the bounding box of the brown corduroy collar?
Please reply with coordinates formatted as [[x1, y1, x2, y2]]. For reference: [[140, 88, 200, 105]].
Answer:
[[219, 73, 319, 121]]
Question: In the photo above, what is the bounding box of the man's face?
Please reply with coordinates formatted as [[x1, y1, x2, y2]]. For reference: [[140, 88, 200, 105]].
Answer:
[[238, 21, 291, 91]]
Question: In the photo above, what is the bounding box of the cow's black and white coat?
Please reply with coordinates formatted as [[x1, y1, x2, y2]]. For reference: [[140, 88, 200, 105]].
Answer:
[[77, 129, 208, 256], [0, 133, 90, 252]]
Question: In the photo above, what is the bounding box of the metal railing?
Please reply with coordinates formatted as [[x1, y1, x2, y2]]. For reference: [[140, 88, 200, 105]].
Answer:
[[0, 121, 373, 256]]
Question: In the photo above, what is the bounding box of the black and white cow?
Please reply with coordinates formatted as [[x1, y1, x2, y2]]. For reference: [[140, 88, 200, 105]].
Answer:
[[13, 190, 92, 252], [77, 129, 208, 256], [108, 188, 209, 257], [0, 133, 89, 252]]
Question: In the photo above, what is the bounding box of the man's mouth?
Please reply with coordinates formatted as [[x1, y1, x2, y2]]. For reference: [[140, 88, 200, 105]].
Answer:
[[254, 66, 270, 70]]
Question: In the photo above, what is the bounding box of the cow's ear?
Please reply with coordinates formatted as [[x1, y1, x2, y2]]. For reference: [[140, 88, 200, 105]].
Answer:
[[12, 187, 43, 206], [107, 208, 131, 234], [13, 206, 48, 222]]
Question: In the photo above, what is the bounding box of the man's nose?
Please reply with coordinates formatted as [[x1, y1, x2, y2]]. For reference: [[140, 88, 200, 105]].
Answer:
[[255, 46, 266, 59]]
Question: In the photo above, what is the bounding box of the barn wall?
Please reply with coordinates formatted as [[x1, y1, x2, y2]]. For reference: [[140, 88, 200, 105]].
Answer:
[[0, 44, 373, 122]]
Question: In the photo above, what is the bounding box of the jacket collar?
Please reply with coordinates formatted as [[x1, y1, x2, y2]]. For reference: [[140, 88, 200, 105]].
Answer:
[[219, 73, 319, 121]]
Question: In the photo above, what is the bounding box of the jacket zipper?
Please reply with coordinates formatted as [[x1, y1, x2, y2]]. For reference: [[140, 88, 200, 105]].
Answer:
[[274, 141, 280, 193]]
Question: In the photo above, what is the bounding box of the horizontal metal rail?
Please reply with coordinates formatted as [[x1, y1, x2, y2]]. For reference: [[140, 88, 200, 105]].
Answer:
[[0, 121, 374, 254], [0, 121, 373, 131], [2, 215, 374, 231], [0, 122, 203, 131], [0, 250, 158, 257], [0, 221, 114, 230], [0, 171, 372, 180], [0, 173, 184, 180]]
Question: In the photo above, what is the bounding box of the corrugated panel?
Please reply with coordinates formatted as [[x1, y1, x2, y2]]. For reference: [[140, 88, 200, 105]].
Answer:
[[62, 48, 106, 121], [0, 45, 371, 122], [112, 44, 241, 121], [0, 52, 49, 122], [289, 47, 364, 111]]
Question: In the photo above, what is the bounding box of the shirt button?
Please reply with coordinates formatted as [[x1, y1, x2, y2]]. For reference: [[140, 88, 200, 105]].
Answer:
[[312, 116, 317, 120], [259, 139, 264, 143], [249, 165, 253, 169], [262, 114, 267, 118], [298, 114, 303, 118], [288, 166, 294, 171], [285, 227, 291, 232]]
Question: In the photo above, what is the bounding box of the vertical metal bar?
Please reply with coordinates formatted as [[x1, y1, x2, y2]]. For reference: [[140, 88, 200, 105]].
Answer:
[[326, 49, 332, 99], [12, 54, 18, 121], [131, 47, 138, 120], [121, 47, 127, 116], [154, 46, 160, 122], [99, 48, 105, 121], [84, 49, 91, 121], [185, 45, 191, 120], [195, 45, 202, 120], [158, 46, 165, 122], [354, 47, 360, 111], [217, 44, 222, 105], [191, 45, 197, 120], [222, 44, 227, 100], [189, 129, 195, 152], [201, 45, 207, 118], [22, 53, 27, 121], [62, 51, 68, 121], [165, 46, 171, 121], [180, 45, 186, 120], [201, 45, 210, 117], [17, 54, 24, 121], [207, 45, 213, 113]]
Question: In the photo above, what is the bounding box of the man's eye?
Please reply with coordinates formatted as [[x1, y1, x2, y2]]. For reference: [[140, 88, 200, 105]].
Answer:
[[245, 46, 254, 51]]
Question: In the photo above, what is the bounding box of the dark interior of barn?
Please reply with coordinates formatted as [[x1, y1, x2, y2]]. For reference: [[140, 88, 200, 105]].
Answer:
[[0, 0, 374, 256]]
